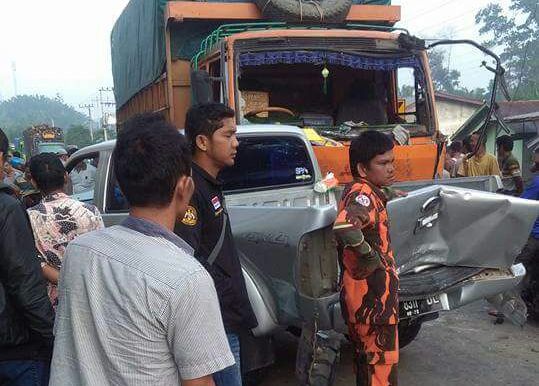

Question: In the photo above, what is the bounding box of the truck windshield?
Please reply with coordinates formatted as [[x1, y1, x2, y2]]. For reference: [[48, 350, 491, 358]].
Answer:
[[236, 49, 431, 137], [38, 142, 66, 154]]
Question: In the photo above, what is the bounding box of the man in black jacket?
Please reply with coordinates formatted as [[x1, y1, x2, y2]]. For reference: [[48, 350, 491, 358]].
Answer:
[[175, 103, 258, 386], [0, 128, 55, 385]]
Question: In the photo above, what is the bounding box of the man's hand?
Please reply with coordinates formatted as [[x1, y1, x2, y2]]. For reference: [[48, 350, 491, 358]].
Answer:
[[42, 264, 60, 285], [182, 375, 215, 386]]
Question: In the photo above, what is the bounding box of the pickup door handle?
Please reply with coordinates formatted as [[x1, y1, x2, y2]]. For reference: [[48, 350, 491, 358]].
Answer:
[[421, 196, 441, 213]]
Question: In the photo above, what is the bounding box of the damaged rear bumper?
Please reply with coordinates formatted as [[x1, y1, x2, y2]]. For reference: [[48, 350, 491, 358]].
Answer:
[[329, 263, 526, 333]]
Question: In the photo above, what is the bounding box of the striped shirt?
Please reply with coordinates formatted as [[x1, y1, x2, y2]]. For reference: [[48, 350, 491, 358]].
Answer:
[[49, 216, 234, 385]]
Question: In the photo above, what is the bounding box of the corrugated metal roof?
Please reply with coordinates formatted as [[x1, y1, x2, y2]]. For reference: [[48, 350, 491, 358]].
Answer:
[[496, 100, 539, 119]]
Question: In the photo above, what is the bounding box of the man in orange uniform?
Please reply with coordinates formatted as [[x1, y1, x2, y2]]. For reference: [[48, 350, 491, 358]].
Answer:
[[334, 130, 400, 386]]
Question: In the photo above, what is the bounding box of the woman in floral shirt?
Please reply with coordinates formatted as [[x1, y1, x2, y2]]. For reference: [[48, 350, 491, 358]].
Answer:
[[27, 153, 104, 309]]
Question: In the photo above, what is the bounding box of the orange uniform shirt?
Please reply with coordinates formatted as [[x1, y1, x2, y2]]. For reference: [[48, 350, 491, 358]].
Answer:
[[334, 179, 399, 325]]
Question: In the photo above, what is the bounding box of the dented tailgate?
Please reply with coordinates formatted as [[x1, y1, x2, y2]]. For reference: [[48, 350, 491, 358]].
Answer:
[[388, 185, 539, 273]]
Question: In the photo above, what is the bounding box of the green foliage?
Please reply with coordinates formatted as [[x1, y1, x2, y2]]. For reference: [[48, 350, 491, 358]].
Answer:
[[399, 84, 415, 98], [476, 0, 539, 99], [427, 49, 488, 101], [65, 124, 93, 149], [64, 125, 117, 149], [0, 94, 88, 141], [429, 49, 462, 93]]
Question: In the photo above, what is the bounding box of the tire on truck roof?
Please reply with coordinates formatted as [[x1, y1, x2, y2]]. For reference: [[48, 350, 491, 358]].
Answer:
[[255, 0, 353, 23]]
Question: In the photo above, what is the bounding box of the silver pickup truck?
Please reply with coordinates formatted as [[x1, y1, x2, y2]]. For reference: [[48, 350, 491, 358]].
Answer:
[[66, 125, 537, 384]]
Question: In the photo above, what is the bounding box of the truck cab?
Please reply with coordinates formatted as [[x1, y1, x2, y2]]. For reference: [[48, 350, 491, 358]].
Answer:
[[191, 24, 441, 183]]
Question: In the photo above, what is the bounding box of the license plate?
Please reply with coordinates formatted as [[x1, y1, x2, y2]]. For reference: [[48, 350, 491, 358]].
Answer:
[[400, 294, 445, 318]]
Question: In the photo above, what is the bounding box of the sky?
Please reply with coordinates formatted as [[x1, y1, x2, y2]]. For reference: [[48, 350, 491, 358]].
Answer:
[[0, 0, 512, 116]]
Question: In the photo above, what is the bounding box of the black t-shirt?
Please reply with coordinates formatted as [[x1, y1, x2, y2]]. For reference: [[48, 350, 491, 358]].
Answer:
[[174, 163, 257, 333]]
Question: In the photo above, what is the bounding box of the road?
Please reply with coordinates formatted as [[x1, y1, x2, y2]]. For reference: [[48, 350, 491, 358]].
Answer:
[[260, 300, 539, 386]]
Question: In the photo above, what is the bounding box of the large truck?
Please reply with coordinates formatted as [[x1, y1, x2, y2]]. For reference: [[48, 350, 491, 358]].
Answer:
[[22, 124, 65, 159], [111, 1, 503, 184]]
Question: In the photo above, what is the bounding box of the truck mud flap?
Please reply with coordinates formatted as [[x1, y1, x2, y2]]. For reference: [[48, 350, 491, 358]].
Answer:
[[399, 266, 483, 298]]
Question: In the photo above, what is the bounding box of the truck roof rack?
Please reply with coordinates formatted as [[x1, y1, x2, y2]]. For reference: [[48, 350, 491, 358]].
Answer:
[[191, 22, 410, 67]]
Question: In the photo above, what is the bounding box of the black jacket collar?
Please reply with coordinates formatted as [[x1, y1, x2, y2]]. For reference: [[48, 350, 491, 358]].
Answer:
[[192, 162, 222, 187]]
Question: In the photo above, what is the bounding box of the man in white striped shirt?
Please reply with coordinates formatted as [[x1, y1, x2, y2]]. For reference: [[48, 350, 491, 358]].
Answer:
[[50, 113, 234, 386]]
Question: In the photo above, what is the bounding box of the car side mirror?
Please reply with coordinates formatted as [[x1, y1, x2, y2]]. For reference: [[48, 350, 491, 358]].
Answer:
[[190, 70, 212, 105]]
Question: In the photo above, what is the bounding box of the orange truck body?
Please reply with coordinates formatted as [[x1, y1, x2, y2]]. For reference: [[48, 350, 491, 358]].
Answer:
[[115, 1, 444, 183]]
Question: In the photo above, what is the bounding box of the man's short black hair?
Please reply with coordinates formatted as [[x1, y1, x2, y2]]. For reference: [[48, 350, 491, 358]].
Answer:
[[496, 135, 514, 152], [349, 130, 394, 178], [185, 103, 235, 153], [67, 147, 78, 157], [449, 141, 462, 153], [29, 153, 66, 194], [12, 151, 21, 158], [462, 136, 473, 153], [472, 131, 487, 146], [113, 112, 191, 208], [0, 128, 8, 162]]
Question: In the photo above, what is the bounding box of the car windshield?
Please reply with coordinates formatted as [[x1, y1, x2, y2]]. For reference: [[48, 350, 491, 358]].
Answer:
[[220, 135, 314, 192]]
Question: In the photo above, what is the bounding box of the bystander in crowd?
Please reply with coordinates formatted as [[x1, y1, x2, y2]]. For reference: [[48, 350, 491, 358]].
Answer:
[[49, 113, 234, 386], [176, 103, 258, 386], [27, 153, 104, 309], [0, 128, 55, 386], [458, 131, 501, 177], [496, 135, 524, 196]]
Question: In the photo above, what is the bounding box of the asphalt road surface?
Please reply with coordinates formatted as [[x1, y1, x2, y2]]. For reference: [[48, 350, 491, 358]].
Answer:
[[260, 300, 539, 386]]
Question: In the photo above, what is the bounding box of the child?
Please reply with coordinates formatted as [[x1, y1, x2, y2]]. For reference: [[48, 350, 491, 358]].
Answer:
[[334, 130, 400, 386]]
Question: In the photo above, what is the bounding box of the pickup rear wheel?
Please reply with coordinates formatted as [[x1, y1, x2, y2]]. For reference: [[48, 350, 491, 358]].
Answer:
[[398, 321, 422, 349], [296, 325, 344, 386]]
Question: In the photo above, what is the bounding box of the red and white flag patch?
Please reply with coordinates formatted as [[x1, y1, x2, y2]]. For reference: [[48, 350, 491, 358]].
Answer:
[[211, 196, 221, 210]]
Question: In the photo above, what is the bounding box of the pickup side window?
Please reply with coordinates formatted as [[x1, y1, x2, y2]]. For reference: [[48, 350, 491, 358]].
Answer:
[[106, 168, 129, 212], [220, 136, 314, 192], [65, 152, 99, 205]]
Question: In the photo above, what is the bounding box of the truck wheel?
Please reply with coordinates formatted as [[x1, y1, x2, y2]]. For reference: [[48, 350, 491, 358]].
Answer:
[[255, 0, 353, 23], [296, 325, 345, 386], [243, 368, 269, 386], [398, 321, 422, 349]]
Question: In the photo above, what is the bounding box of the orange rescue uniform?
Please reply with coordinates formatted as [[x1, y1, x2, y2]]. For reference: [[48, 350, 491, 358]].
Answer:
[[334, 178, 399, 386]]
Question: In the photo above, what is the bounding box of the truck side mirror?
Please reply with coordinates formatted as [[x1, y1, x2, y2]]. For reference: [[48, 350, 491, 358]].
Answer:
[[190, 70, 212, 105]]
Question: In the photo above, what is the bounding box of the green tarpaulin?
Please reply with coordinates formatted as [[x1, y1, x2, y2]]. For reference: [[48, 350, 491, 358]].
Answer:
[[111, 0, 393, 108]]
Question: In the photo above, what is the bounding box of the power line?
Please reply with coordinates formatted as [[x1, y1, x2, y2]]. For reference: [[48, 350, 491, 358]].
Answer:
[[78, 103, 94, 142], [400, 0, 461, 22], [416, 6, 485, 34], [98, 87, 115, 141]]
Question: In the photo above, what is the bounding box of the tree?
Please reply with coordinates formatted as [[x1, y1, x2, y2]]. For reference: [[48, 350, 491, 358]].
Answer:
[[476, 0, 539, 100], [65, 124, 92, 149], [427, 49, 489, 102], [429, 49, 463, 93], [0, 95, 88, 141]]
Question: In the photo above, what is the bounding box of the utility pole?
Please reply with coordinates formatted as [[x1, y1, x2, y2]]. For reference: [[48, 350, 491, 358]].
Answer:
[[79, 103, 94, 142], [11, 61, 18, 96], [98, 87, 115, 141]]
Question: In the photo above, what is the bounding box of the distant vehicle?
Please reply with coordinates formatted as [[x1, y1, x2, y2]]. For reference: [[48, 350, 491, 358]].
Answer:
[[22, 124, 65, 159]]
